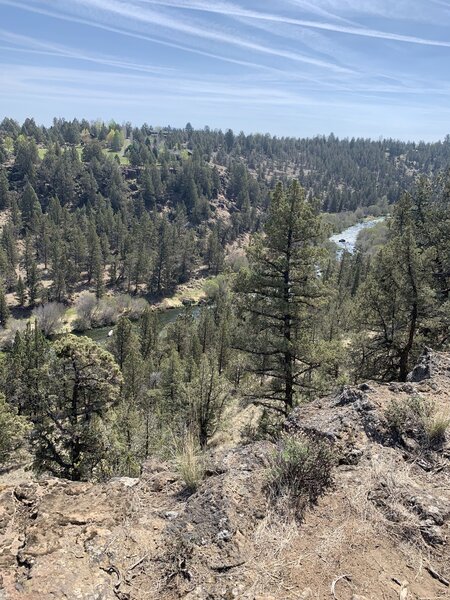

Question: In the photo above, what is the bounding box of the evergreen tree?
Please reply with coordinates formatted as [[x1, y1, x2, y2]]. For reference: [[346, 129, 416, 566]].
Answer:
[[16, 275, 26, 306], [108, 316, 138, 369], [0, 393, 30, 465], [140, 307, 159, 360], [0, 167, 10, 210], [235, 181, 325, 415], [353, 194, 435, 381], [0, 283, 10, 327], [32, 335, 122, 481], [185, 354, 229, 449], [3, 322, 49, 417], [27, 259, 40, 306], [21, 182, 41, 229]]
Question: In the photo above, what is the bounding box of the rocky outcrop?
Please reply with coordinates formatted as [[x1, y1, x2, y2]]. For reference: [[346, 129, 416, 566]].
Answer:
[[1, 351, 449, 599]]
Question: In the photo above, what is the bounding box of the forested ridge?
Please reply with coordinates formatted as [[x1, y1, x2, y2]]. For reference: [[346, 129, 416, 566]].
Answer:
[[0, 116, 449, 485]]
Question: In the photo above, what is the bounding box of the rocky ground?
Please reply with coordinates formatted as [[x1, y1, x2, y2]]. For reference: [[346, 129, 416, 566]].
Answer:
[[1, 350, 450, 599]]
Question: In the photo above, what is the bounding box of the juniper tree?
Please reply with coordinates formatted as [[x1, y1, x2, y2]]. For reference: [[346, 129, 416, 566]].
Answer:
[[185, 353, 229, 449], [32, 335, 122, 481]]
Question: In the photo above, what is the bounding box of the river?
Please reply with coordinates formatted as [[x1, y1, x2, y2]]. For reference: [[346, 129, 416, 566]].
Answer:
[[81, 218, 384, 345], [80, 305, 199, 345], [329, 216, 385, 254]]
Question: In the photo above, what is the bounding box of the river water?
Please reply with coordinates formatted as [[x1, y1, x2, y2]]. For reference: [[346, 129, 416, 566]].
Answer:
[[329, 217, 385, 254], [81, 218, 384, 345], [81, 305, 197, 345]]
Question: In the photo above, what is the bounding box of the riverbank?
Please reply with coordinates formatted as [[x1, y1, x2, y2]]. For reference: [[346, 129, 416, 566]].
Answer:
[[329, 216, 386, 254]]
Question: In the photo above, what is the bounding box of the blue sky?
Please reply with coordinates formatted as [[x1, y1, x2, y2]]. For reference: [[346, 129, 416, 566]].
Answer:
[[1, 0, 450, 139]]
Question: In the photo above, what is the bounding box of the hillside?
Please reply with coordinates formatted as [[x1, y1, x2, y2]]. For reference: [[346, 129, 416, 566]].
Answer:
[[1, 349, 449, 600]]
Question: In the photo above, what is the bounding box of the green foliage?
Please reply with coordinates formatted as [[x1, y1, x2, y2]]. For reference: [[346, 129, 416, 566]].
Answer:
[[235, 180, 326, 415], [3, 322, 49, 416], [32, 335, 122, 480], [352, 190, 447, 381], [0, 284, 10, 328], [0, 167, 10, 210], [184, 354, 230, 449], [0, 393, 31, 465], [268, 434, 334, 518]]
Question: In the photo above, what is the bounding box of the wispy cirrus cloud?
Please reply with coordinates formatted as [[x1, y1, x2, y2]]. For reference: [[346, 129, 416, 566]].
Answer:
[[1, 0, 450, 139], [0, 0, 285, 72], [32, 0, 353, 73], [133, 0, 450, 47], [0, 29, 174, 73]]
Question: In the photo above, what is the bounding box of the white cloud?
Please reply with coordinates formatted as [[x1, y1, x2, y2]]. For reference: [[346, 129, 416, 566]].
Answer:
[[129, 0, 450, 47]]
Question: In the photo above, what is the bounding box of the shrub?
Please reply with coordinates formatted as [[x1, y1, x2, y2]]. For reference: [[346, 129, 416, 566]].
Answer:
[[127, 297, 148, 320], [426, 414, 450, 446], [93, 297, 120, 327], [74, 292, 97, 330], [268, 433, 334, 518], [0, 393, 31, 466], [32, 302, 65, 336], [175, 433, 205, 493], [385, 395, 449, 449]]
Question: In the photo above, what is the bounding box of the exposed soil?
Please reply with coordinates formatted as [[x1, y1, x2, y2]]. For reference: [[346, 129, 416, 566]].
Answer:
[[1, 351, 449, 599]]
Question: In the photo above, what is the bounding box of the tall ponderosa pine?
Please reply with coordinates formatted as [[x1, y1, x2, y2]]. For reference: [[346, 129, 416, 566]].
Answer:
[[236, 181, 325, 415]]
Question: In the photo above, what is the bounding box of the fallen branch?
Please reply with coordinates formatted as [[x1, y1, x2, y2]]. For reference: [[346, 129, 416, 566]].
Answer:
[[331, 573, 351, 598], [127, 554, 148, 573], [425, 565, 449, 587]]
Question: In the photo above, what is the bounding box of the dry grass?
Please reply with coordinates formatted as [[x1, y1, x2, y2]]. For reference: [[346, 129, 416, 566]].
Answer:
[[174, 433, 205, 492], [343, 454, 427, 552], [246, 511, 306, 598], [385, 395, 450, 449], [425, 413, 450, 446]]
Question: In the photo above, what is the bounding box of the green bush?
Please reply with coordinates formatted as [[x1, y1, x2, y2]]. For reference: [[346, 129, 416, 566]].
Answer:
[[0, 394, 31, 466], [268, 433, 334, 518]]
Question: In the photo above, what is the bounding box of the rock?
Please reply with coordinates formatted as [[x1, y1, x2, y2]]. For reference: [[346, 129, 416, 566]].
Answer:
[[420, 520, 446, 545], [407, 347, 434, 382], [335, 386, 366, 406], [165, 511, 179, 520], [109, 476, 139, 487], [358, 382, 373, 392], [14, 484, 37, 505], [216, 529, 232, 542]]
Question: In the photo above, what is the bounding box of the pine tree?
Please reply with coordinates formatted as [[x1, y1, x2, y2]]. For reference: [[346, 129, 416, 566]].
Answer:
[[185, 354, 229, 449], [0, 167, 10, 210], [16, 275, 26, 306], [139, 307, 159, 360], [0, 283, 10, 327], [109, 316, 138, 369], [27, 259, 40, 306], [353, 194, 435, 381], [21, 182, 40, 229], [4, 322, 49, 417], [117, 343, 146, 475], [235, 181, 325, 415]]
